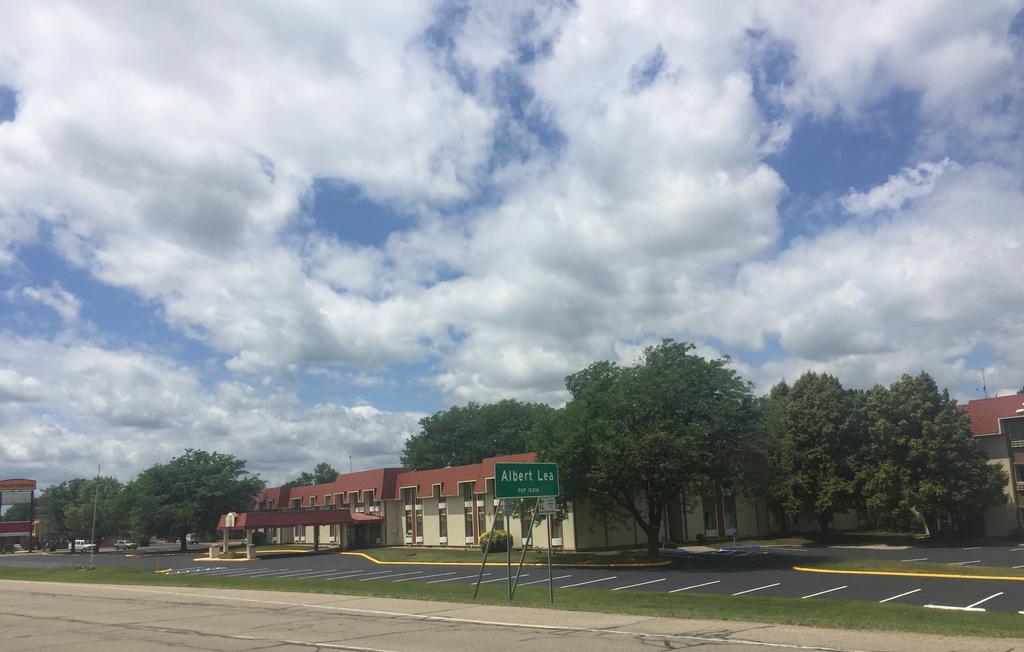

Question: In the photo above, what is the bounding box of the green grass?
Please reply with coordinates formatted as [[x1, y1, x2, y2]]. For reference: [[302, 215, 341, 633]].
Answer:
[[805, 558, 1024, 578], [356, 546, 661, 565], [1, 565, 1022, 639]]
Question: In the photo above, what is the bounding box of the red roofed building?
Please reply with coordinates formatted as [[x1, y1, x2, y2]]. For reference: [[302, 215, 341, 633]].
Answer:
[[961, 394, 1024, 535], [229, 453, 586, 550]]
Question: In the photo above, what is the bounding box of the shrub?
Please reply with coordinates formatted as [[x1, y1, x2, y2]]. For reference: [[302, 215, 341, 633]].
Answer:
[[479, 529, 509, 553], [251, 531, 267, 546], [137, 535, 151, 547]]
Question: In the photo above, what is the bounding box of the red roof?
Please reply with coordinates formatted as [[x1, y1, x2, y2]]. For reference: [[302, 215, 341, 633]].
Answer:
[[395, 452, 537, 498], [961, 395, 1024, 435], [256, 467, 405, 507], [257, 453, 539, 506]]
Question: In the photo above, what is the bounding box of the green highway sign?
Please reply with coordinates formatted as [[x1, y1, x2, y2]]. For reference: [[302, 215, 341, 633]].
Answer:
[[494, 462, 559, 498]]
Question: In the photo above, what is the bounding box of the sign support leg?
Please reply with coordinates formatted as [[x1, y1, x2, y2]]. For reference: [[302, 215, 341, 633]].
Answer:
[[472, 522, 493, 600], [511, 498, 539, 598], [547, 515, 553, 603], [505, 500, 512, 600]]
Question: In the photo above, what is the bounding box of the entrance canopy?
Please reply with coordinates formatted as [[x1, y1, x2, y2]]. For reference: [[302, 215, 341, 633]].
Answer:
[[217, 509, 380, 531]]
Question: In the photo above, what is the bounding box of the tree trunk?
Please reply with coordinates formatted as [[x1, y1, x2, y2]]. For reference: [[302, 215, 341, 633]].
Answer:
[[817, 510, 830, 536], [179, 532, 188, 552], [645, 522, 661, 557]]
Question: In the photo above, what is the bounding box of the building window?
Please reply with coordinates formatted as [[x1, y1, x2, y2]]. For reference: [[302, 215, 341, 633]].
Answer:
[[439, 499, 448, 543], [550, 516, 562, 545], [520, 511, 533, 543], [402, 488, 414, 544], [415, 498, 424, 543], [463, 502, 474, 544], [291, 498, 301, 510], [476, 496, 486, 539], [309, 495, 317, 510]]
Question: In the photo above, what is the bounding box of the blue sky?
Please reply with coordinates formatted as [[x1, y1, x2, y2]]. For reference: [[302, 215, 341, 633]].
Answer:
[[1, 2, 1023, 484]]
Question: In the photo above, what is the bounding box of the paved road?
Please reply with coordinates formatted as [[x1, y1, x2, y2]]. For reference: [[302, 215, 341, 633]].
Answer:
[[2, 579, 1021, 651], [5, 543, 1024, 613]]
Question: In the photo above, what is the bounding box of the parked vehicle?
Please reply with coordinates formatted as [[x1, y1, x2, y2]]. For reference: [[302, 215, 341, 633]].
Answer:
[[68, 539, 96, 553], [114, 539, 138, 551], [185, 533, 200, 545]]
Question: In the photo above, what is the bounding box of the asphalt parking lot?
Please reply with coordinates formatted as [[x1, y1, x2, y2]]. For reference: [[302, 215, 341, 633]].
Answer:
[[5, 542, 1024, 614]]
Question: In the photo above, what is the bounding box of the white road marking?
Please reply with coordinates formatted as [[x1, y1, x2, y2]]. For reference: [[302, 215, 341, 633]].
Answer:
[[669, 580, 720, 593], [244, 568, 314, 577], [801, 586, 846, 599], [426, 573, 489, 584], [478, 574, 527, 584], [899, 557, 928, 562], [54, 584, 866, 652], [732, 583, 781, 596], [560, 576, 617, 589], [322, 570, 378, 579], [949, 560, 981, 565], [275, 569, 336, 578], [361, 570, 422, 582], [1011, 547, 1024, 552], [962, 546, 981, 550], [924, 604, 985, 612], [517, 574, 572, 587], [340, 570, 392, 580], [611, 578, 666, 591], [879, 588, 921, 603], [966, 592, 1003, 609], [393, 571, 455, 583], [1013, 564, 1024, 569]]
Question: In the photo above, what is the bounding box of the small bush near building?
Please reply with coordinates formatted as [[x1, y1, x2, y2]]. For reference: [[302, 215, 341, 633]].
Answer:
[[480, 529, 509, 552], [251, 531, 267, 546]]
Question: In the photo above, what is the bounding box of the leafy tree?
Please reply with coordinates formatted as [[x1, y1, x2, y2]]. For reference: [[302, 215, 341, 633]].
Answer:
[[36, 477, 127, 551], [778, 372, 864, 533], [129, 449, 264, 551], [401, 399, 557, 470], [284, 461, 339, 487], [551, 340, 757, 556], [860, 373, 1007, 537]]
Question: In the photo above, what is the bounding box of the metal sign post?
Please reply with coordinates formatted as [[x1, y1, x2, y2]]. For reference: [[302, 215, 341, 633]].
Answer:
[[546, 515, 553, 603], [472, 520, 494, 600], [494, 463, 559, 603], [505, 499, 512, 600], [511, 497, 539, 597]]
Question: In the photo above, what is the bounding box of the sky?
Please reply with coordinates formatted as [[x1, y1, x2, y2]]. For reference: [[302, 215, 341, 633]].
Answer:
[[1, 1, 1023, 486]]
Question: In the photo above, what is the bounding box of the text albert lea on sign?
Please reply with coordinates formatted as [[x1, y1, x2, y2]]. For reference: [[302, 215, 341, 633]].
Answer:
[[494, 462, 559, 498]]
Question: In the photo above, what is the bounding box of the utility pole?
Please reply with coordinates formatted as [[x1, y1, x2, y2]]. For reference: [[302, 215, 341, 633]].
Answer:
[[89, 463, 100, 570]]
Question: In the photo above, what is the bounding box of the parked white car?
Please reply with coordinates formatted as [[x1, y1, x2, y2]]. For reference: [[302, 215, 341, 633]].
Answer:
[[68, 539, 96, 553], [186, 533, 200, 545]]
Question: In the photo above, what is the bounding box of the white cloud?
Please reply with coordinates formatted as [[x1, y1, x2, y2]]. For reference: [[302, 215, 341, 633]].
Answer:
[[0, 1, 1020, 430], [0, 334, 423, 485], [11, 282, 81, 322], [840, 159, 956, 216]]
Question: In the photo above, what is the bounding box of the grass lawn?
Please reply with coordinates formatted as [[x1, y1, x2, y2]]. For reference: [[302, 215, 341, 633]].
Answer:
[[803, 558, 1024, 578], [0, 565, 1021, 639], [353, 546, 663, 565]]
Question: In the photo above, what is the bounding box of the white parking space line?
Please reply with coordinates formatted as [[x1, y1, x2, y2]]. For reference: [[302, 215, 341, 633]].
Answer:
[[966, 592, 1004, 609], [879, 588, 921, 604], [732, 582, 780, 596], [801, 585, 846, 599], [900, 557, 928, 562], [560, 576, 617, 589], [949, 560, 981, 565], [669, 580, 720, 593], [342, 570, 392, 580], [479, 574, 527, 584], [1013, 564, 1024, 569], [924, 604, 985, 612], [394, 571, 455, 583], [275, 569, 335, 578], [611, 578, 666, 591], [322, 570, 376, 579], [426, 573, 489, 584], [245, 569, 314, 577], [361, 570, 422, 582], [294, 570, 349, 579], [962, 546, 982, 550], [1011, 547, 1024, 552], [517, 575, 572, 587]]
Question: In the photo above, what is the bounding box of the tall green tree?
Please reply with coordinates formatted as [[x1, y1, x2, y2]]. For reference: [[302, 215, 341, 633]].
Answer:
[[552, 340, 757, 556], [860, 372, 1007, 536], [778, 372, 863, 533], [129, 449, 264, 551], [284, 461, 339, 487], [36, 477, 127, 551], [401, 399, 557, 470]]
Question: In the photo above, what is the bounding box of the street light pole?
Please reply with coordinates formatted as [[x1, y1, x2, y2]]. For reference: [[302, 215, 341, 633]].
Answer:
[[89, 463, 100, 569]]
